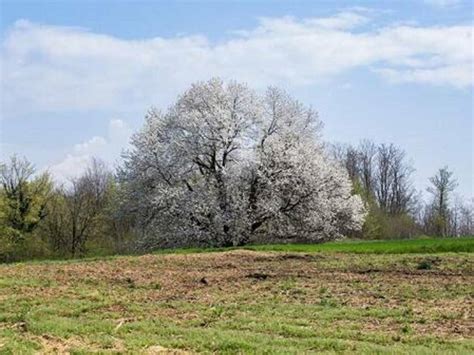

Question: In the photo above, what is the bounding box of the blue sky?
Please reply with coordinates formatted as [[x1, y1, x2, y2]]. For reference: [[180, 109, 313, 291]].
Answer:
[[0, 0, 472, 200]]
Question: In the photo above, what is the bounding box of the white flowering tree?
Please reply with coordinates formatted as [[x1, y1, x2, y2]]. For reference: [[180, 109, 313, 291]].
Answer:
[[119, 79, 365, 248]]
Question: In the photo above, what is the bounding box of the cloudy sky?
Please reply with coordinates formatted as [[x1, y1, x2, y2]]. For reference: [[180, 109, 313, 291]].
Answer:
[[1, 0, 472, 199]]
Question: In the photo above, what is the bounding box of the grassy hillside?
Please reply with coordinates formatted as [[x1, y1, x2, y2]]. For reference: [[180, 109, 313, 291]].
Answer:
[[0, 239, 473, 353]]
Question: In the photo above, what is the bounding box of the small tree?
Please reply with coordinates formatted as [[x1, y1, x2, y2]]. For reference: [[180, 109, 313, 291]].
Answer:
[[41, 158, 113, 257], [65, 159, 113, 256], [458, 199, 474, 236], [426, 166, 458, 236], [0, 156, 52, 240], [41, 190, 69, 254]]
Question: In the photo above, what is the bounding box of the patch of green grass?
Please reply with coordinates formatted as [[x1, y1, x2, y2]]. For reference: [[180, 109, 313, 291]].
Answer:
[[245, 237, 474, 254], [4, 237, 472, 267], [148, 236, 474, 256]]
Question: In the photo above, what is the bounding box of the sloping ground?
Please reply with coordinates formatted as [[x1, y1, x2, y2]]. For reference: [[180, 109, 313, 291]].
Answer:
[[0, 250, 473, 353]]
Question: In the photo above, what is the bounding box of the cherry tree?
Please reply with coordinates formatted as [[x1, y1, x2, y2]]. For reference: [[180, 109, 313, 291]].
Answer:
[[119, 79, 365, 248]]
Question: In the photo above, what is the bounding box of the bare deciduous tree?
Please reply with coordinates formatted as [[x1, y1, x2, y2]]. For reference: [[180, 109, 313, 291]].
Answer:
[[64, 159, 112, 256], [457, 199, 474, 236], [375, 144, 397, 212], [330, 141, 415, 216], [387, 147, 415, 215], [358, 140, 377, 200], [426, 166, 458, 236]]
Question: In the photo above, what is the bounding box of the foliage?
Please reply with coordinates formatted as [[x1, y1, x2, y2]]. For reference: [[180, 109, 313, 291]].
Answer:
[[0, 156, 53, 261], [0, 156, 53, 238]]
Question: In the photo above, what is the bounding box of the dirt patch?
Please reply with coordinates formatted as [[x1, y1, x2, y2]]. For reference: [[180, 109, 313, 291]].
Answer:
[[28, 334, 93, 354], [253, 253, 324, 262], [246, 272, 271, 280], [146, 345, 191, 354]]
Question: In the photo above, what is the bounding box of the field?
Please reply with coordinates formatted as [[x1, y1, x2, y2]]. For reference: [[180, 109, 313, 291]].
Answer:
[[1, 238, 473, 354]]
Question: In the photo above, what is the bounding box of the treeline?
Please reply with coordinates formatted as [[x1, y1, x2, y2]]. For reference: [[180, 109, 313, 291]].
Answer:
[[1, 79, 472, 262], [0, 157, 135, 262], [1, 144, 471, 262], [330, 140, 473, 239]]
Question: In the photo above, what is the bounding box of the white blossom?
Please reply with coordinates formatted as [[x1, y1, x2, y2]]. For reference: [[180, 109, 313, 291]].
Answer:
[[120, 78, 365, 248]]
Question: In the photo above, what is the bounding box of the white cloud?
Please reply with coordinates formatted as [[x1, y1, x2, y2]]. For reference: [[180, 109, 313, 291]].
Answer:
[[305, 11, 370, 30], [46, 154, 92, 184], [375, 64, 472, 87], [423, 0, 461, 8], [47, 119, 132, 183], [1, 11, 472, 119], [73, 136, 107, 155]]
